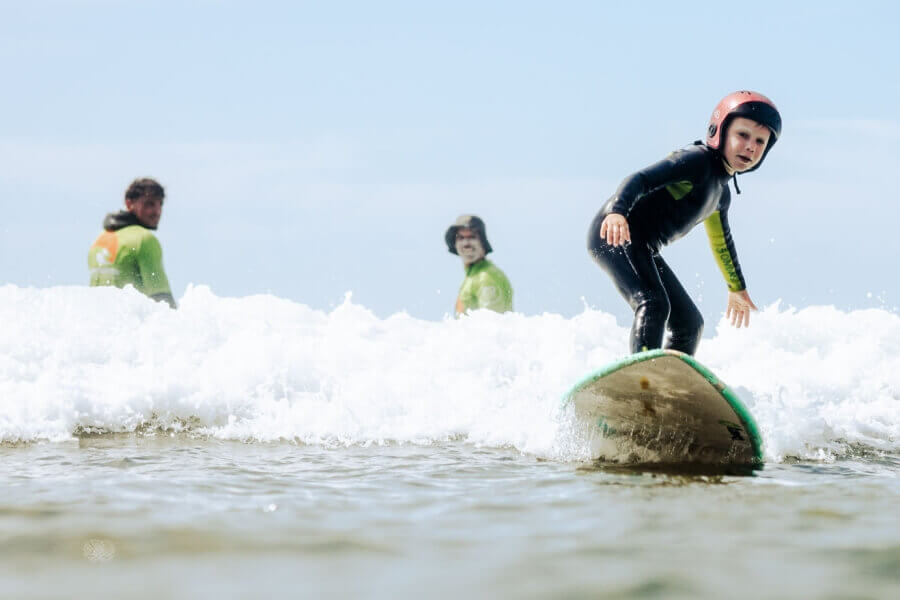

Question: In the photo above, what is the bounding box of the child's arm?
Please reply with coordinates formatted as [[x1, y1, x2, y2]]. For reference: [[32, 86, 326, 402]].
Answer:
[[602, 147, 712, 246], [706, 192, 755, 328], [703, 205, 746, 293], [607, 147, 712, 217]]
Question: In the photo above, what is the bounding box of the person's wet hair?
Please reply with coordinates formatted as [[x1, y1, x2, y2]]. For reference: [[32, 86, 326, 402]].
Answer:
[[125, 178, 165, 201]]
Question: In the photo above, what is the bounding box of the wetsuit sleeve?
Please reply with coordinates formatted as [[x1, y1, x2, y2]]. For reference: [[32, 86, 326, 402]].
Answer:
[[703, 191, 747, 292], [608, 148, 712, 216], [137, 235, 176, 308]]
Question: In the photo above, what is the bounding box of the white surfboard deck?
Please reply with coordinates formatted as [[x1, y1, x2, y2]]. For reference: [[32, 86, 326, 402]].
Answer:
[[564, 349, 763, 466]]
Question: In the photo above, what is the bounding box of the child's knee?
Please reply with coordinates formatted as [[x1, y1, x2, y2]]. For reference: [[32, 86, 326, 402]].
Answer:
[[634, 292, 670, 322]]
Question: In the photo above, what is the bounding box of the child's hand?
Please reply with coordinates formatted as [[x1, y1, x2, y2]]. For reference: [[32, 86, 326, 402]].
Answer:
[[726, 290, 758, 328], [600, 213, 631, 246]]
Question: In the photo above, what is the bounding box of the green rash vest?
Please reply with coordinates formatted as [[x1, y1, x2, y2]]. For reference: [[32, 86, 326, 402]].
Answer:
[[455, 259, 513, 316], [88, 211, 176, 308]]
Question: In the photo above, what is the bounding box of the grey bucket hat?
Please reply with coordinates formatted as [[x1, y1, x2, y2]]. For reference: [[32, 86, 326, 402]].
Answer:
[[445, 215, 493, 255]]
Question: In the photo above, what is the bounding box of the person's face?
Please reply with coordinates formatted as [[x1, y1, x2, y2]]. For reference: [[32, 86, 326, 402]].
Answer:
[[721, 117, 771, 173], [126, 195, 164, 229], [455, 228, 485, 266]]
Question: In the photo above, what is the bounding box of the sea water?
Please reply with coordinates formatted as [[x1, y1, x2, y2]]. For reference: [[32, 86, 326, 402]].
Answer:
[[1, 284, 898, 599]]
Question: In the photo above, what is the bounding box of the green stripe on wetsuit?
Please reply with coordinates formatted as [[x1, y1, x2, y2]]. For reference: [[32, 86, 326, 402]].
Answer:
[[704, 211, 744, 292], [665, 180, 693, 201], [664, 180, 745, 292]]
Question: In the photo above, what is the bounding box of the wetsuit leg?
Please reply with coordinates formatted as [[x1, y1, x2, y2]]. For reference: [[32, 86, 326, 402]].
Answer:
[[652, 255, 704, 355], [588, 225, 670, 353]]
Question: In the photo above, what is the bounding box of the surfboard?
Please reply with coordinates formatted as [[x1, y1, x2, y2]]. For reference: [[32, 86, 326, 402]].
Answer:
[[564, 349, 763, 467]]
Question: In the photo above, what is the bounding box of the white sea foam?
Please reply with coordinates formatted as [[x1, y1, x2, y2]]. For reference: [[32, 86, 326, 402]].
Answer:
[[1, 284, 898, 462]]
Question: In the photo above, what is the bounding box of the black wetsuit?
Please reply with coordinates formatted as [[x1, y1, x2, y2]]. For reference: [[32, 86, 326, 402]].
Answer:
[[587, 142, 745, 355]]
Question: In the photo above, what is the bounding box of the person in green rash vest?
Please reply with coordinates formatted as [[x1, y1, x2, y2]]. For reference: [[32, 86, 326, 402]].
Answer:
[[88, 177, 176, 308], [444, 215, 513, 316]]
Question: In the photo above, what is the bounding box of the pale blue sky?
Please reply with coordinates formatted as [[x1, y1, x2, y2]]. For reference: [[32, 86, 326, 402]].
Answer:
[[2, 1, 898, 325]]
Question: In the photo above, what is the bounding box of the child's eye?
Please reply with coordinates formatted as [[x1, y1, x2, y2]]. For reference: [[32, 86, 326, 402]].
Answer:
[[739, 132, 749, 139]]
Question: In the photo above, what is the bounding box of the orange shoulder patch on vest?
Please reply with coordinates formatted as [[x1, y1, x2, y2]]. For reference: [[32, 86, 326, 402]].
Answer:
[[92, 231, 120, 265]]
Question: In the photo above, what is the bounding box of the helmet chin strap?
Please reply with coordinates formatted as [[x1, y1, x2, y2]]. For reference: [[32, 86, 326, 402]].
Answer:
[[720, 155, 742, 195]]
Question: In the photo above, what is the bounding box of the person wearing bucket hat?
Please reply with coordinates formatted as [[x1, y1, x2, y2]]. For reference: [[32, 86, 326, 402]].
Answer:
[[587, 91, 782, 356], [445, 215, 513, 316]]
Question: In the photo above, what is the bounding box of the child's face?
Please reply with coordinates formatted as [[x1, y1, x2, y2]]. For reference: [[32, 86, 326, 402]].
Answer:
[[722, 117, 771, 172]]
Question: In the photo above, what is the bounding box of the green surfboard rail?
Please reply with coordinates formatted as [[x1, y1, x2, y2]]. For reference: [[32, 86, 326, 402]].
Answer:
[[564, 349, 764, 464]]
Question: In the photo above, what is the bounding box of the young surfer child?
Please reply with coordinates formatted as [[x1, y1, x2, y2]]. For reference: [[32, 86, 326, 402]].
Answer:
[[587, 91, 782, 356]]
